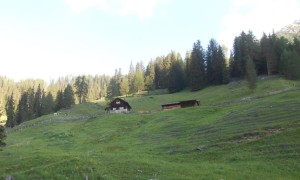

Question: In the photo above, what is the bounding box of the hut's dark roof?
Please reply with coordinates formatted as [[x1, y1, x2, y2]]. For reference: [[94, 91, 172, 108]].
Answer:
[[161, 100, 199, 106], [107, 98, 132, 109]]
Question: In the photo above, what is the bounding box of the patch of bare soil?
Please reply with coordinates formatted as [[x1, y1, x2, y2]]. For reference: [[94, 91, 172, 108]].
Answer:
[[229, 127, 285, 144]]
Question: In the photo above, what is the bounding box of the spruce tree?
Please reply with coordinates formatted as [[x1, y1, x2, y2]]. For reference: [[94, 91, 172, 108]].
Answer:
[[145, 60, 156, 91], [128, 61, 136, 94], [34, 84, 42, 117], [42, 92, 55, 115], [15, 92, 29, 124], [217, 45, 230, 84], [27, 88, 35, 120], [189, 40, 206, 91], [168, 60, 185, 93], [119, 76, 129, 96], [280, 49, 300, 80], [55, 90, 64, 111], [5, 93, 15, 128], [246, 55, 257, 91], [74, 76, 88, 103], [0, 125, 6, 147], [63, 84, 75, 108]]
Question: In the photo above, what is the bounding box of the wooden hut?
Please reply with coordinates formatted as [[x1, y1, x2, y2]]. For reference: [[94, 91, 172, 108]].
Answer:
[[105, 98, 132, 113], [161, 100, 200, 110]]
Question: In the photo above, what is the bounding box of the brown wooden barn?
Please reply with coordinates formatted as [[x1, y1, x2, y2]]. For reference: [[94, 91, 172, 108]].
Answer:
[[105, 98, 132, 113], [161, 100, 200, 110]]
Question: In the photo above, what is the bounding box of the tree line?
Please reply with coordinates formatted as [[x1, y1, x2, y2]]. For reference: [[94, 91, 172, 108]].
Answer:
[[1, 30, 300, 127], [4, 76, 91, 127]]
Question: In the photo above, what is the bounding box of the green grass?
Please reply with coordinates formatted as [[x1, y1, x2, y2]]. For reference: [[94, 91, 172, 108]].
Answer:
[[1, 76, 300, 179]]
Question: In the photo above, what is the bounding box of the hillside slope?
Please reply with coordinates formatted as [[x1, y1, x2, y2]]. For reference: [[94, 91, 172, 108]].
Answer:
[[277, 19, 300, 41], [1, 76, 300, 179]]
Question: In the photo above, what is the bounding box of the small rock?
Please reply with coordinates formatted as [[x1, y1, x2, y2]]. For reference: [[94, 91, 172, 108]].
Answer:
[[6, 175, 14, 180], [197, 145, 205, 152]]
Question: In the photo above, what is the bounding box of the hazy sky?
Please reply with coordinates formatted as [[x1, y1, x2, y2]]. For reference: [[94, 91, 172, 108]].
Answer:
[[1, 0, 299, 82]]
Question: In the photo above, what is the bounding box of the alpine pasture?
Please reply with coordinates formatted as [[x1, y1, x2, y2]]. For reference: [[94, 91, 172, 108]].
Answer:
[[1, 76, 300, 179]]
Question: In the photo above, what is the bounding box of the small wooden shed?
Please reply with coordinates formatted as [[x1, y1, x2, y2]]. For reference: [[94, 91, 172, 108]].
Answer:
[[105, 98, 132, 113], [161, 100, 200, 110]]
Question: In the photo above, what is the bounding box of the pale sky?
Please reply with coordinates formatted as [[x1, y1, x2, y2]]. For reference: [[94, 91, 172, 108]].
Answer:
[[0, 0, 299, 82]]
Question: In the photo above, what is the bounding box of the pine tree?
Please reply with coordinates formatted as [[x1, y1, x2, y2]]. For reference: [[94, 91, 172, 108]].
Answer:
[[74, 76, 89, 104], [260, 32, 278, 75], [184, 51, 191, 86], [55, 90, 63, 111], [5, 93, 15, 128], [189, 40, 206, 91], [15, 92, 29, 124], [232, 31, 260, 78], [0, 125, 6, 147], [128, 61, 135, 94], [133, 71, 144, 94], [280, 49, 300, 80], [145, 60, 156, 91], [27, 88, 35, 120], [34, 84, 42, 117], [154, 57, 164, 89], [107, 69, 121, 97], [119, 76, 130, 96], [168, 60, 185, 93], [42, 92, 55, 115], [245, 55, 257, 91], [217, 45, 230, 84], [63, 84, 75, 108]]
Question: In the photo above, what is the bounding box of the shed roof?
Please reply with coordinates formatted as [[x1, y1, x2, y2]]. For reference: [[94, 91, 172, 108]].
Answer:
[[161, 99, 199, 106], [107, 98, 132, 109]]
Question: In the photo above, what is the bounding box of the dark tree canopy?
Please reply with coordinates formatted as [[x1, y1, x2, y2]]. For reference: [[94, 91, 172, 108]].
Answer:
[[5, 93, 15, 128], [0, 125, 6, 147], [189, 40, 206, 91], [74, 76, 88, 104], [63, 84, 75, 108]]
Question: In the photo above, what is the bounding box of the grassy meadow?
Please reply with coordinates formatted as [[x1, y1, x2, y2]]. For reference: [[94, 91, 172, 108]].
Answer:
[[1, 76, 300, 179]]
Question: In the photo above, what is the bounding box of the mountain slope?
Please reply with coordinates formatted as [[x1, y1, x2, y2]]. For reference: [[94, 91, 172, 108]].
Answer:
[[277, 20, 300, 40], [1, 76, 300, 179]]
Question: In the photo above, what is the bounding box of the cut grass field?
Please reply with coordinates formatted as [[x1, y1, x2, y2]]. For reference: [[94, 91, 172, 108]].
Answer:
[[1, 76, 300, 179]]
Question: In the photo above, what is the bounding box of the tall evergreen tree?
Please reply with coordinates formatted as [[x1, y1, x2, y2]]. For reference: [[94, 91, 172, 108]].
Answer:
[[231, 31, 260, 78], [217, 45, 230, 84], [168, 60, 185, 93], [55, 90, 64, 111], [27, 88, 35, 120], [154, 57, 164, 89], [63, 84, 75, 108], [280, 49, 300, 80], [206, 39, 228, 85], [119, 76, 130, 96], [245, 55, 257, 90], [5, 93, 15, 128], [128, 61, 136, 94], [145, 60, 156, 91], [0, 125, 6, 147], [15, 92, 29, 124], [184, 51, 192, 86], [42, 92, 55, 115], [74, 75, 88, 104], [133, 71, 145, 94], [107, 69, 121, 98], [260, 32, 278, 75], [189, 40, 206, 91], [34, 84, 43, 117]]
